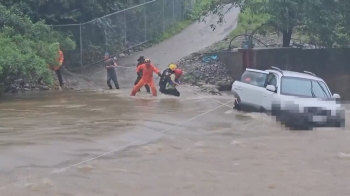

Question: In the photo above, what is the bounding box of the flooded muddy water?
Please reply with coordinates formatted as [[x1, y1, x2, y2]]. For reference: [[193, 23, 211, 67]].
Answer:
[[1, 88, 350, 195]]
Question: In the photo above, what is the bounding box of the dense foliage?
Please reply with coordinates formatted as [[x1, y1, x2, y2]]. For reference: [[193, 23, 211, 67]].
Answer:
[[0, 0, 148, 25], [0, 4, 75, 86], [1, 0, 195, 67], [0, 0, 158, 68], [194, 0, 350, 47]]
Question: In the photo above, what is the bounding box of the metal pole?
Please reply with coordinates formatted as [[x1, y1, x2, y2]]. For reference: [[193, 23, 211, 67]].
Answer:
[[79, 23, 83, 67], [162, 0, 165, 32], [173, 0, 175, 24], [183, 0, 186, 20], [105, 30, 107, 52], [144, 2, 147, 41], [124, 11, 127, 46]]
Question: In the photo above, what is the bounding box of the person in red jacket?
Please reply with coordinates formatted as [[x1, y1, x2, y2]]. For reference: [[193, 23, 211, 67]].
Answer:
[[131, 58, 161, 96]]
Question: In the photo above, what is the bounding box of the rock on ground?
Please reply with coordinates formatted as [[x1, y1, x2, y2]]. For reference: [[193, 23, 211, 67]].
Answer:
[[177, 53, 233, 95], [1, 69, 92, 95]]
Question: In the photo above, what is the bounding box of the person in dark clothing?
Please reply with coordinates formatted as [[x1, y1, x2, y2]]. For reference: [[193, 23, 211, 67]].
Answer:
[[104, 52, 119, 89], [159, 63, 177, 93], [134, 56, 150, 93], [163, 68, 183, 97]]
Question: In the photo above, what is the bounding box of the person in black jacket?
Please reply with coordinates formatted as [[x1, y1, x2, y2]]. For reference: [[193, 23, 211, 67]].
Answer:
[[134, 56, 150, 93], [159, 63, 177, 93]]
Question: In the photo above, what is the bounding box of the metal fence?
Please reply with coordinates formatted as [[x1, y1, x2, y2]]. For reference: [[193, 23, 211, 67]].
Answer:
[[51, 0, 195, 68]]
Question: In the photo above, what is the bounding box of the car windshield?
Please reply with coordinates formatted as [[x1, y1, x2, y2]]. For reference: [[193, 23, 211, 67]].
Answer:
[[281, 77, 331, 98]]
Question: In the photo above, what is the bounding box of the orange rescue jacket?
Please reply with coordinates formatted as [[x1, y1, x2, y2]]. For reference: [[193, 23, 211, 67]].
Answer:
[[52, 50, 64, 71], [136, 64, 160, 83]]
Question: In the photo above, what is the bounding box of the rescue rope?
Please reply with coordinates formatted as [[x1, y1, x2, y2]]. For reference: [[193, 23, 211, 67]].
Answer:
[[181, 85, 234, 109], [0, 100, 233, 190], [88, 65, 134, 76], [63, 65, 233, 108], [60, 65, 135, 89]]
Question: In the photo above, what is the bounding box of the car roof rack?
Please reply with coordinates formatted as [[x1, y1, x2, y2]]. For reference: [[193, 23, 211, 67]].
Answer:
[[303, 71, 316, 76], [270, 66, 283, 75]]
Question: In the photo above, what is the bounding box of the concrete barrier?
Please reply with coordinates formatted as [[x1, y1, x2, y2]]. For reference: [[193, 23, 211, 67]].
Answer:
[[211, 48, 350, 100]]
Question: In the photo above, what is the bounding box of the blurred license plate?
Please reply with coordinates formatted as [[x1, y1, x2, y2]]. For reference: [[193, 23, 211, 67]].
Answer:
[[312, 116, 327, 122]]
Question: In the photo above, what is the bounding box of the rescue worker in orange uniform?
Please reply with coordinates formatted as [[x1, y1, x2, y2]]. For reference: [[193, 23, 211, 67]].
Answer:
[[52, 43, 64, 88], [38, 42, 64, 90], [131, 58, 162, 96], [134, 56, 150, 93]]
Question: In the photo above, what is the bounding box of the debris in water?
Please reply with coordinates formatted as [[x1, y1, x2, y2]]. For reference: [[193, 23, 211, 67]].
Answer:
[[230, 140, 242, 146], [337, 152, 350, 159]]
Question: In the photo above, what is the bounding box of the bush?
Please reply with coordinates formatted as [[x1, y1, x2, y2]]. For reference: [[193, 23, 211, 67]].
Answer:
[[0, 5, 76, 86]]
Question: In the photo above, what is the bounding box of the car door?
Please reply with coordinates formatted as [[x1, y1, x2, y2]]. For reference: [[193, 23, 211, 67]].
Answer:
[[261, 72, 279, 111], [232, 81, 247, 103], [239, 69, 269, 110]]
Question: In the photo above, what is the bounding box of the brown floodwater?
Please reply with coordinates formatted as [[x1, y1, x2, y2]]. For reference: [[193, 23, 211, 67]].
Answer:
[[0, 88, 350, 196]]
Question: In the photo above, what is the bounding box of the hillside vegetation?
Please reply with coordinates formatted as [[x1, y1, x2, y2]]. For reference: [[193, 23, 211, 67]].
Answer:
[[0, 0, 207, 93], [195, 0, 350, 47]]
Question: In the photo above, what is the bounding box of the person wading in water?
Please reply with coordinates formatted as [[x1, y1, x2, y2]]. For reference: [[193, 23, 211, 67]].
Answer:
[[130, 58, 161, 96], [104, 52, 120, 89], [134, 56, 150, 93]]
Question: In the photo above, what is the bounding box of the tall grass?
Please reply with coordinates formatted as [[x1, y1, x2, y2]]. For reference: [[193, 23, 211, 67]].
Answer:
[[229, 8, 270, 38]]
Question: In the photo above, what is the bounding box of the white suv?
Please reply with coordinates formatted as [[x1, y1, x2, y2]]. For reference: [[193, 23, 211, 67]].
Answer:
[[231, 67, 345, 130]]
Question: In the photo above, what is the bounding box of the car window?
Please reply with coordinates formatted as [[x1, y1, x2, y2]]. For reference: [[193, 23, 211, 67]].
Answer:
[[241, 70, 267, 87], [266, 73, 277, 87], [311, 80, 331, 98], [318, 81, 332, 96], [281, 77, 331, 98]]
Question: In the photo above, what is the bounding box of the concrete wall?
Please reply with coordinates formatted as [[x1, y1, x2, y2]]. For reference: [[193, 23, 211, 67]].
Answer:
[[214, 48, 350, 99], [215, 51, 244, 80]]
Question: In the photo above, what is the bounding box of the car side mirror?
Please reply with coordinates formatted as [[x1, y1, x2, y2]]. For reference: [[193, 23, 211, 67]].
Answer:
[[266, 85, 276, 92], [332, 93, 340, 98]]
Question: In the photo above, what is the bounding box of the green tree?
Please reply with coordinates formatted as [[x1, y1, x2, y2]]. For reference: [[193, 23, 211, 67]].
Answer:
[[296, 0, 341, 47], [194, 0, 306, 46], [0, 0, 147, 25], [195, 0, 349, 47], [0, 5, 75, 86], [246, 0, 308, 47], [1, 0, 194, 67]]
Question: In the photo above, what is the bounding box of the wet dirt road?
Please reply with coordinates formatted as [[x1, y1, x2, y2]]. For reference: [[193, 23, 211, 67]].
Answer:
[[84, 5, 240, 88], [1, 89, 350, 196]]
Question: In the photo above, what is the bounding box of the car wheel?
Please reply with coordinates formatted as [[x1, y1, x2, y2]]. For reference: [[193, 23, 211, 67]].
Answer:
[[294, 122, 312, 131], [336, 119, 345, 128], [279, 111, 289, 125], [271, 104, 281, 121], [259, 106, 266, 113], [280, 111, 312, 130], [233, 97, 241, 111]]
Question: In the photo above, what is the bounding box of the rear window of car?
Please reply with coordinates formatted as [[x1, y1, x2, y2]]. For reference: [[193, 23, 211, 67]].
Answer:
[[241, 70, 267, 87]]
